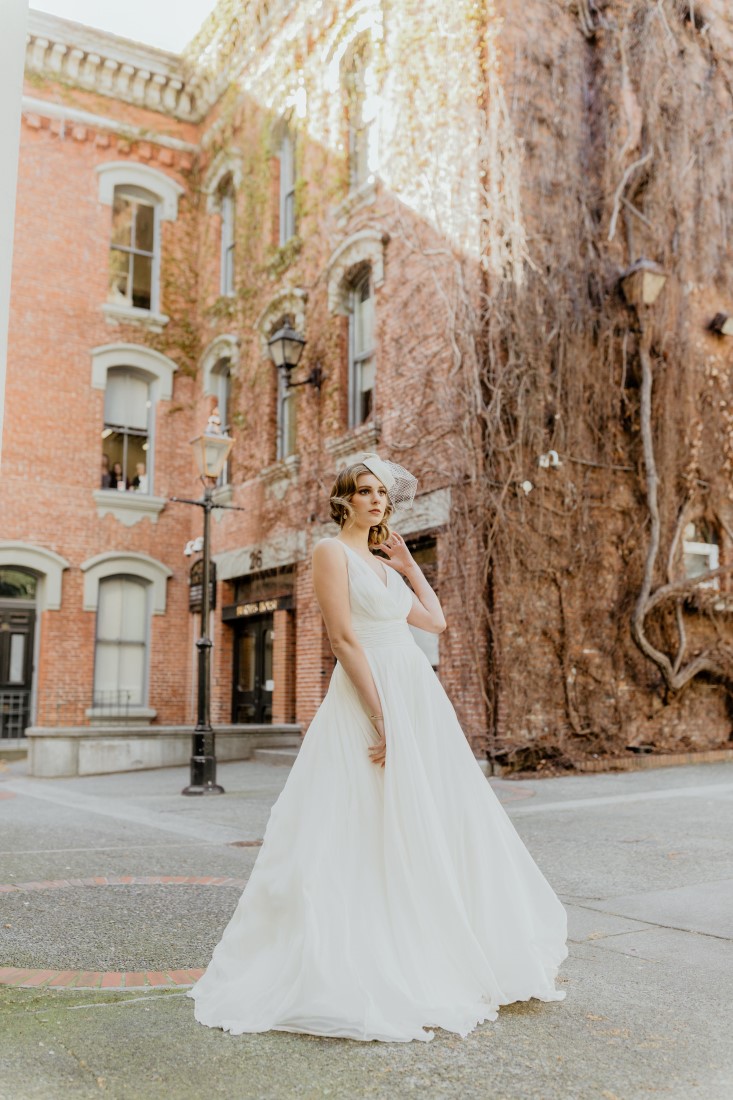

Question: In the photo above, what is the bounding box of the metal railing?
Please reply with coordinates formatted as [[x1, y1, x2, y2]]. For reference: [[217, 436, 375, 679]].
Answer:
[[0, 691, 30, 739]]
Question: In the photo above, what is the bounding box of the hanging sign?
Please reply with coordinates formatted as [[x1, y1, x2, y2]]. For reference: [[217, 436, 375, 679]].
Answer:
[[189, 559, 217, 612]]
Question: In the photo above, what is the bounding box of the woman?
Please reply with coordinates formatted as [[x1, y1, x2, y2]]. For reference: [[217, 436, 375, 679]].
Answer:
[[189, 453, 567, 1042]]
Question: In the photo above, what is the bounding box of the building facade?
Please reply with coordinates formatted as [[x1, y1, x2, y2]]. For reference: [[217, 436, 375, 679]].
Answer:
[[3, 1, 733, 774], [1, 2, 487, 773]]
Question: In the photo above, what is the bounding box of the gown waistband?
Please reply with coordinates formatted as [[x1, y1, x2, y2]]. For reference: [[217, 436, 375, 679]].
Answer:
[[352, 620, 415, 649]]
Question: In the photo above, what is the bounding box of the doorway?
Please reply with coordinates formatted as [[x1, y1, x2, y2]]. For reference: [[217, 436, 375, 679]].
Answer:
[[232, 615, 274, 724], [0, 570, 37, 739]]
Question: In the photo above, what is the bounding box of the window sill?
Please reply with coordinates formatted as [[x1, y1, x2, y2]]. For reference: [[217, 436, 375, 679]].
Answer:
[[325, 420, 382, 462], [259, 455, 301, 500], [333, 176, 377, 226], [102, 302, 170, 332], [86, 706, 156, 727], [93, 490, 167, 527]]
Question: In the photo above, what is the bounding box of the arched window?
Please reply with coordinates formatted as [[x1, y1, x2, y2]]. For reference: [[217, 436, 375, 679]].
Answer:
[[348, 267, 375, 426], [343, 36, 374, 190], [211, 359, 233, 485], [96, 162, 183, 328], [219, 174, 236, 297], [102, 369, 151, 494], [93, 575, 150, 708], [108, 185, 159, 312], [271, 316, 298, 460], [279, 129, 296, 245]]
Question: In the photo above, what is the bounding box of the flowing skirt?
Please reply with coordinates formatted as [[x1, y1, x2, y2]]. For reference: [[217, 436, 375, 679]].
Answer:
[[189, 628, 567, 1042]]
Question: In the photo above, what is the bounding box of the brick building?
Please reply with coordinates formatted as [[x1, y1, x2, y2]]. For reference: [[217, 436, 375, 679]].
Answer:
[[0, 2, 486, 775], [3, 1, 733, 775]]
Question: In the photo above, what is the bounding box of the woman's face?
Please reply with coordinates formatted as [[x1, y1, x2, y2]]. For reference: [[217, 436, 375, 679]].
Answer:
[[349, 472, 388, 528]]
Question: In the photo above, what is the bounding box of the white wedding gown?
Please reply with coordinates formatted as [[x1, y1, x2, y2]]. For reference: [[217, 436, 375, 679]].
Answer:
[[189, 540, 567, 1042]]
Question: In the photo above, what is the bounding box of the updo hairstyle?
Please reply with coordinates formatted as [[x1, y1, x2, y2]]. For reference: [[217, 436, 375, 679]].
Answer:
[[330, 462, 393, 548]]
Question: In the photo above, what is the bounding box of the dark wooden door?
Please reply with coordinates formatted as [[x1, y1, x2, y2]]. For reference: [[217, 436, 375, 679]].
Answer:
[[232, 615, 274, 724], [0, 604, 35, 738]]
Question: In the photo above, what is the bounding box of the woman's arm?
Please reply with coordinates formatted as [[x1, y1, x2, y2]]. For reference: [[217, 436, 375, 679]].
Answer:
[[312, 539, 385, 735], [380, 532, 446, 634]]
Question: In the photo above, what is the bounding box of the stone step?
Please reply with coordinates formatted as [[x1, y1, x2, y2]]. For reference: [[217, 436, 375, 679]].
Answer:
[[252, 747, 300, 765]]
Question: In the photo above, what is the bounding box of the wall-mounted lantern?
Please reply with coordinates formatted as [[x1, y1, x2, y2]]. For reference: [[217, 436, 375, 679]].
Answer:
[[267, 320, 322, 390]]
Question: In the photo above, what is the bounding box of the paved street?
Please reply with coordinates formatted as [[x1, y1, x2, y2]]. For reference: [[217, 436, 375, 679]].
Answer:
[[1, 755, 732, 1100]]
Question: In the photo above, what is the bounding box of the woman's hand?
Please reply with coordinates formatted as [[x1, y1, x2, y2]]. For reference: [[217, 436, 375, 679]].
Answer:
[[378, 531, 414, 576], [368, 716, 386, 768], [368, 733, 386, 768]]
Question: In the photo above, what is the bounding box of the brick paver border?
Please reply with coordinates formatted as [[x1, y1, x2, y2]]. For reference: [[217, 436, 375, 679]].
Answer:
[[0, 875, 248, 990]]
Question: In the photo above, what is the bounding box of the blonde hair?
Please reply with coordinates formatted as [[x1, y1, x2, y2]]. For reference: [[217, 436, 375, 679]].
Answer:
[[330, 462, 393, 548]]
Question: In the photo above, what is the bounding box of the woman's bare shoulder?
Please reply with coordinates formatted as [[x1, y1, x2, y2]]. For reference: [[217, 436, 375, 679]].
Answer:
[[312, 537, 346, 565]]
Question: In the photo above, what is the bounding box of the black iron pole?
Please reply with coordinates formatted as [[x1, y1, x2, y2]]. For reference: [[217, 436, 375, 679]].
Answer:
[[182, 483, 224, 796]]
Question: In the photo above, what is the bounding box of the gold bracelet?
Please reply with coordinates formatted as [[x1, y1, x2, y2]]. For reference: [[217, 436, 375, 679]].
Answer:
[[369, 713, 383, 721]]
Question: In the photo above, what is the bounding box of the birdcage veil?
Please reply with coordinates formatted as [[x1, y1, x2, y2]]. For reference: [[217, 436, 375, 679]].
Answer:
[[358, 452, 418, 511]]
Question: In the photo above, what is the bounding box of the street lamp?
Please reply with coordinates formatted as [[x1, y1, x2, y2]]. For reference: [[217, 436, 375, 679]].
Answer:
[[267, 320, 322, 389], [173, 409, 233, 796]]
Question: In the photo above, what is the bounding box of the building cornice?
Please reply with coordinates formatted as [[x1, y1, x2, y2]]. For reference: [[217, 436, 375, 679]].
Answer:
[[25, 9, 211, 123]]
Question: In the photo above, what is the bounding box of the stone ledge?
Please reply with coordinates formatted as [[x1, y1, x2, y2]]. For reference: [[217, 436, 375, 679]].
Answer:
[[25, 723, 302, 778]]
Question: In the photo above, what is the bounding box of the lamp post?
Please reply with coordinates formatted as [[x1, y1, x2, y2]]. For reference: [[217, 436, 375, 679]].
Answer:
[[267, 319, 322, 390], [173, 410, 233, 796]]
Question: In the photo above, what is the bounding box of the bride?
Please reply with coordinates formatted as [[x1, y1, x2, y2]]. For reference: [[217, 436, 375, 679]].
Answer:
[[188, 453, 567, 1043]]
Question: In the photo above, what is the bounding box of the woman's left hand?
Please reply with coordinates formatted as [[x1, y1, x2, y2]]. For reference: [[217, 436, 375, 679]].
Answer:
[[379, 531, 413, 575]]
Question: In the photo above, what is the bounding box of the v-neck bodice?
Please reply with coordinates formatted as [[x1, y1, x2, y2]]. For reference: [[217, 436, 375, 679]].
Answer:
[[328, 538, 414, 645], [339, 541, 389, 589]]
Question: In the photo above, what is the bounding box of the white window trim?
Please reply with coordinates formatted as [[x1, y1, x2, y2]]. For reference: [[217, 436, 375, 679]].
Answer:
[[0, 543, 69, 612], [203, 151, 243, 215], [683, 540, 720, 590], [279, 130, 296, 245], [326, 230, 385, 315], [220, 184, 236, 297], [255, 289, 307, 356], [92, 574, 152, 713], [91, 344, 177, 524], [276, 370, 297, 461], [200, 334, 240, 398], [81, 552, 172, 616], [96, 162, 184, 222], [97, 164, 182, 323], [348, 269, 375, 429]]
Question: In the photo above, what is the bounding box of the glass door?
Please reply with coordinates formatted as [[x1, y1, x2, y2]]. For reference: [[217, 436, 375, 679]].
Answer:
[[0, 605, 35, 738], [232, 615, 274, 724]]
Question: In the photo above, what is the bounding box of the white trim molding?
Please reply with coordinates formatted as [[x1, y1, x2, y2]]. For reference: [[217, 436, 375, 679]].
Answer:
[[92, 491, 167, 528], [80, 552, 172, 615], [255, 288, 308, 355], [0, 543, 69, 611], [96, 161, 184, 221], [326, 229, 386, 315], [203, 149, 243, 214], [91, 342, 178, 400], [200, 333, 240, 397], [215, 531, 307, 581]]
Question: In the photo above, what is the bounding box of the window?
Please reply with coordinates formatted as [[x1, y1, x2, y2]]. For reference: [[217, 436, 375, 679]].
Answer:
[[277, 371, 297, 460], [211, 360, 232, 485], [683, 522, 720, 590], [93, 576, 149, 707], [348, 268, 375, 426], [108, 186, 158, 311], [219, 175, 236, 296], [279, 130, 296, 245], [344, 37, 373, 190], [101, 369, 151, 494]]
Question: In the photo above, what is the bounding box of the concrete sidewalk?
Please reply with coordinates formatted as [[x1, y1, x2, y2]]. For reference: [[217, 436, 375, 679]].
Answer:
[[1, 757, 731, 1100]]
